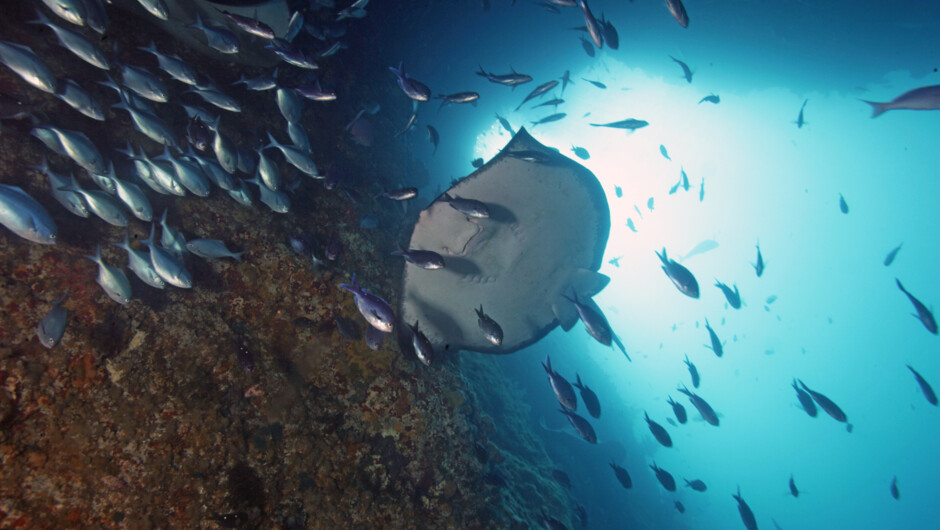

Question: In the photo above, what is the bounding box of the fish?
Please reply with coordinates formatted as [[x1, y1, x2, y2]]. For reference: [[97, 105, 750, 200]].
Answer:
[[218, 9, 275, 39], [257, 147, 282, 191], [665, 0, 689, 27], [684, 355, 700, 388], [660, 144, 671, 160], [560, 408, 596, 443], [29, 10, 109, 70], [862, 85, 940, 118], [681, 168, 690, 191], [0, 41, 57, 94], [563, 290, 612, 346], [159, 210, 187, 258], [188, 13, 239, 54], [685, 478, 707, 491], [883, 243, 902, 266], [798, 380, 848, 423], [614, 186, 622, 198], [295, 81, 335, 101], [656, 248, 700, 298], [543, 355, 578, 411], [154, 147, 209, 197], [409, 321, 434, 366], [475, 306, 504, 347], [339, 273, 395, 332], [601, 16, 619, 49], [364, 325, 385, 351], [571, 145, 590, 160], [577, 0, 604, 48], [275, 87, 303, 123], [572, 374, 600, 418], [579, 35, 595, 57], [475, 66, 532, 88], [436, 91, 479, 109], [40, 0, 87, 26], [896, 279, 937, 334], [753, 244, 765, 277], [377, 187, 418, 200], [839, 193, 849, 214], [699, 94, 720, 104], [389, 62, 431, 101], [0, 184, 57, 244], [907, 365, 938, 405], [626, 218, 636, 232], [84, 244, 131, 305], [677, 384, 719, 426], [533, 98, 564, 110], [59, 185, 128, 227], [426, 125, 439, 154], [794, 99, 808, 128], [138, 0, 168, 20], [392, 245, 444, 270], [733, 487, 758, 530], [505, 149, 558, 164], [138, 41, 198, 86], [116, 62, 168, 103], [704, 319, 723, 357], [647, 197, 654, 211], [30, 158, 88, 218], [610, 462, 632, 489], [890, 477, 899, 500], [265, 132, 318, 177], [246, 176, 290, 213], [789, 475, 799, 497], [439, 193, 489, 218], [671, 56, 693, 83], [393, 111, 417, 138], [515, 80, 558, 111], [645, 412, 673, 447], [111, 99, 177, 147], [37, 290, 69, 348], [608, 256, 621, 267], [582, 78, 607, 89], [560, 70, 573, 94], [33, 125, 107, 175], [766, 295, 777, 304], [715, 280, 741, 309], [667, 396, 687, 424], [233, 72, 278, 92], [699, 178, 705, 201], [551, 469, 571, 489], [669, 180, 680, 195], [108, 173, 152, 222], [495, 113, 515, 135], [186, 239, 244, 262], [186, 116, 212, 152], [793, 378, 818, 417], [650, 462, 676, 491], [112, 231, 165, 289], [325, 238, 342, 261], [142, 224, 192, 289], [590, 118, 648, 130], [530, 113, 567, 127]]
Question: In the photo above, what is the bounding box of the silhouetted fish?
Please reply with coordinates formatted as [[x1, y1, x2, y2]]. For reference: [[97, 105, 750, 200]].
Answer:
[[678, 384, 719, 426], [794, 99, 808, 128], [573, 374, 601, 418], [839, 193, 849, 214], [685, 478, 706, 492], [896, 279, 937, 334], [675, 500, 685, 513], [793, 379, 818, 417], [671, 56, 693, 83], [753, 243, 765, 277], [665, 0, 689, 28], [657, 248, 699, 298], [704, 319, 723, 357], [861, 85, 940, 118], [667, 395, 687, 424], [798, 379, 848, 423], [883, 243, 902, 266], [610, 461, 632, 489], [543, 355, 578, 411], [789, 475, 799, 497], [907, 365, 937, 405], [715, 280, 741, 309], [890, 476, 899, 500], [733, 486, 758, 530], [650, 462, 676, 491], [684, 355, 700, 388], [645, 412, 672, 447], [560, 408, 596, 443]]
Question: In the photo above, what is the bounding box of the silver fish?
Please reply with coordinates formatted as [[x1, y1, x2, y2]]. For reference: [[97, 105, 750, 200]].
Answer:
[[154, 147, 210, 197], [60, 185, 128, 226], [117, 62, 168, 103], [138, 41, 199, 86], [233, 71, 278, 91], [213, 128, 239, 174], [185, 148, 234, 191], [29, 10, 109, 70], [30, 156, 88, 218], [339, 273, 395, 332], [392, 245, 444, 269], [137, 0, 169, 20], [158, 209, 187, 258], [409, 320, 434, 366], [188, 87, 241, 113], [226, 178, 253, 206], [143, 223, 192, 288], [112, 99, 177, 146], [246, 176, 290, 213], [56, 78, 105, 121], [41, 0, 87, 26], [186, 239, 244, 262], [112, 231, 165, 289], [84, 244, 132, 304], [256, 148, 282, 191], [265, 132, 318, 177], [108, 173, 153, 221], [276, 87, 304, 123], [0, 184, 57, 244], [0, 41, 57, 94], [188, 13, 240, 55], [475, 305, 503, 346], [440, 192, 489, 218]]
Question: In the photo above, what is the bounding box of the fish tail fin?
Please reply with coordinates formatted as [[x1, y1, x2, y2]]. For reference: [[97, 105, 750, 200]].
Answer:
[[27, 9, 50, 25], [232, 251, 245, 263], [190, 12, 204, 29], [83, 243, 102, 264], [861, 99, 888, 118], [264, 131, 279, 150]]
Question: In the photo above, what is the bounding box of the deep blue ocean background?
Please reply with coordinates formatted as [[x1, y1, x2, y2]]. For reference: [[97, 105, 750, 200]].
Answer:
[[376, 1, 939, 528]]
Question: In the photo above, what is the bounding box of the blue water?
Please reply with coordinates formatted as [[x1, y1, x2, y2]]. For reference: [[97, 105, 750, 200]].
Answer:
[[386, 1, 939, 528]]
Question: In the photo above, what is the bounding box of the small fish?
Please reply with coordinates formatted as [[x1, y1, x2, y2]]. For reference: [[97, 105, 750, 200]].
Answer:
[[667, 396, 687, 424], [675, 501, 685, 514], [475, 66, 532, 88], [475, 305, 504, 347], [37, 290, 69, 348], [364, 325, 385, 351], [138, 41, 198, 86], [426, 125, 439, 154], [563, 290, 612, 346], [660, 144, 671, 160], [677, 384, 719, 426], [647, 197, 654, 211], [389, 62, 431, 102], [883, 243, 902, 267], [295, 81, 336, 101], [670, 56, 693, 83], [246, 176, 290, 213], [650, 462, 676, 491], [143, 224, 192, 289], [684, 355, 700, 388], [862, 85, 940, 118], [560, 70, 573, 94], [0, 184, 57, 244], [188, 13, 239, 54], [704, 318, 723, 357], [29, 10, 109, 70], [626, 218, 636, 232], [645, 412, 673, 447], [685, 478, 706, 492], [409, 321, 434, 366], [610, 462, 632, 489], [186, 239, 244, 262], [907, 365, 938, 405], [440, 193, 489, 218], [495, 113, 515, 135], [601, 16, 619, 49], [733, 487, 758, 530], [33, 125, 107, 175], [572, 374, 600, 418], [112, 231, 165, 289], [530, 112, 567, 127], [218, 9, 275, 39], [793, 378, 818, 417], [377, 187, 418, 200], [533, 98, 564, 110], [84, 244, 131, 304], [471, 157, 484, 168], [577, 0, 604, 48], [681, 168, 690, 191], [265, 132, 318, 177], [186, 116, 211, 152], [715, 280, 741, 309], [393, 111, 417, 138], [0, 41, 58, 94], [158, 209, 187, 258], [608, 256, 621, 267], [137, 0, 169, 20], [551, 469, 571, 490], [515, 80, 558, 110], [614, 186, 622, 198], [58, 185, 128, 227], [392, 244, 444, 269], [109, 172, 153, 222], [789, 475, 799, 497], [543, 355, 577, 411], [116, 62, 168, 103], [560, 408, 596, 443], [590, 118, 648, 130], [753, 243, 765, 277], [798, 379, 848, 423], [325, 238, 342, 261], [276, 87, 303, 123], [579, 35, 595, 58], [581, 78, 607, 89], [436, 91, 479, 109], [896, 279, 937, 334], [657, 248, 700, 298], [339, 273, 395, 332], [890, 476, 899, 500], [699, 178, 705, 201], [794, 99, 808, 128], [571, 145, 590, 159], [665, 0, 689, 27], [39, 0, 87, 26], [699, 94, 720, 104], [839, 193, 849, 214]]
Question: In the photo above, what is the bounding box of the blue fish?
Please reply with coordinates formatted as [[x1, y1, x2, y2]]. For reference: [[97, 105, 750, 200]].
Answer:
[[340, 273, 395, 332], [389, 62, 431, 102]]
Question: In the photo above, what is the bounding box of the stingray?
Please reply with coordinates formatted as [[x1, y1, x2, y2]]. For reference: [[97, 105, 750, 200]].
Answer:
[[398, 127, 610, 355]]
